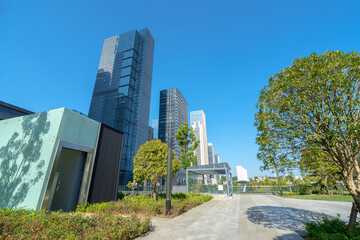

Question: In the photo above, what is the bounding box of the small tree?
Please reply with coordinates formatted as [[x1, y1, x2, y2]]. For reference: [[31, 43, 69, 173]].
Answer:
[[175, 123, 200, 168], [300, 147, 341, 195], [129, 140, 180, 200], [255, 51, 360, 229]]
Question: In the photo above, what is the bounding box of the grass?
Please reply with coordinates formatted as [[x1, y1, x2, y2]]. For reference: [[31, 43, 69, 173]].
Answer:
[[280, 194, 354, 202]]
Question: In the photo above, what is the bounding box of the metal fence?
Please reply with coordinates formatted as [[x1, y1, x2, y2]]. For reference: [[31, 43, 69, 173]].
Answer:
[[118, 185, 187, 195], [233, 185, 298, 194], [233, 185, 350, 195]]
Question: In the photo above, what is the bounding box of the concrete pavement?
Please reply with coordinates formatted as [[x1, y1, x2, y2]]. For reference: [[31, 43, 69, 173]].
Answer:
[[138, 194, 352, 240]]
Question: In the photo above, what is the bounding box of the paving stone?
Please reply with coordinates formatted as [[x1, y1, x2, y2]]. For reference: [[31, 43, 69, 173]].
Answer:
[[138, 195, 352, 240]]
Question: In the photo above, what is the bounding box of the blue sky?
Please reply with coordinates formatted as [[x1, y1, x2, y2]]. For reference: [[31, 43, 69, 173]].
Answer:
[[1, 0, 360, 177]]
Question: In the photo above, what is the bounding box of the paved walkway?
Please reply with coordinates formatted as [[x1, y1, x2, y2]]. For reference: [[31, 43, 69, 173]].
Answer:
[[138, 194, 352, 240]]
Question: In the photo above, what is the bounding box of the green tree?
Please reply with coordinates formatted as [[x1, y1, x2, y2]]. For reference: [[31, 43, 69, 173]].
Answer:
[[255, 51, 360, 228], [300, 147, 341, 195], [129, 139, 180, 200], [175, 123, 200, 168]]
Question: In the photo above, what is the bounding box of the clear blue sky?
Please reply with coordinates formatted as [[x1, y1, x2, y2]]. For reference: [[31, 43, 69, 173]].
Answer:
[[1, 0, 359, 177]]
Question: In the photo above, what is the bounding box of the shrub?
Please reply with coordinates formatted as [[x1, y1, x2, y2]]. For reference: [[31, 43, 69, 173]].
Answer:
[[77, 193, 212, 217], [0, 208, 151, 239], [305, 217, 360, 240], [300, 185, 313, 195]]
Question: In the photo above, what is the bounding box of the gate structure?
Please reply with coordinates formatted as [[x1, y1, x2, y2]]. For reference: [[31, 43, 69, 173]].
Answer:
[[186, 163, 233, 197]]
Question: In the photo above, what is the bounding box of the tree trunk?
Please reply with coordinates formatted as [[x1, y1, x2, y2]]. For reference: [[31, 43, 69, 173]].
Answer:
[[275, 167, 283, 196], [343, 172, 360, 230], [348, 202, 358, 230], [152, 181, 158, 201]]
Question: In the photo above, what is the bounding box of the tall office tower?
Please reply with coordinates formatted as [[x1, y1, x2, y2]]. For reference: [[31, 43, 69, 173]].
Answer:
[[88, 28, 155, 185], [215, 154, 220, 164], [190, 110, 209, 166], [158, 88, 188, 157], [151, 119, 159, 139], [208, 143, 215, 165], [148, 126, 154, 141]]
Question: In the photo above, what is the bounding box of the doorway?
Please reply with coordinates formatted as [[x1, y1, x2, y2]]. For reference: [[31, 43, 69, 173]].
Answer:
[[47, 148, 86, 212]]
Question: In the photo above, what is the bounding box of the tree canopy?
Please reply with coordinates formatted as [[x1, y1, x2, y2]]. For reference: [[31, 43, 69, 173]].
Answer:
[[129, 139, 180, 200], [255, 51, 360, 225], [175, 123, 199, 168]]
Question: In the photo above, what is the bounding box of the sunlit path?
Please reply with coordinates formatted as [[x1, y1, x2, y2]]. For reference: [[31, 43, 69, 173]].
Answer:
[[138, 195, 352, 240]]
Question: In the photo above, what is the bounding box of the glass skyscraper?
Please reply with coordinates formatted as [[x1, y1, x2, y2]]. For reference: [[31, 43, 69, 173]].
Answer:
[[158, 88, 188, 157], [151, 119, 159, 139], [88, 28, 155, 185], [190, 110, 209, 166]]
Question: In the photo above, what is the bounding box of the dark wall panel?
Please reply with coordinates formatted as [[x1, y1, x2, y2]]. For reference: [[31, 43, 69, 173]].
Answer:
[[88, 124, 123, 203]]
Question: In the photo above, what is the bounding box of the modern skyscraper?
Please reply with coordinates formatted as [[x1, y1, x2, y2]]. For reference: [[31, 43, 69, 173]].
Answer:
[[148, 126, 154, 141], [190, 110, 209, 166], [88, 28, 155, 185], [151, 119, 159, 139], [158, 88, 188, 157], [215, 154, 220, 164], [208, 143, 215, 165]]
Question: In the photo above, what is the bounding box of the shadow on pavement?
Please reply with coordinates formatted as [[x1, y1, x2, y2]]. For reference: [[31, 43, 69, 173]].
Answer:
[[246, 206, 332, 234], [273, 233, 304, 240]]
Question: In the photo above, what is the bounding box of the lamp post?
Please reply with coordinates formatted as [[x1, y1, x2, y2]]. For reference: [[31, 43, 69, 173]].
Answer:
[[165, 138, 173, 214]]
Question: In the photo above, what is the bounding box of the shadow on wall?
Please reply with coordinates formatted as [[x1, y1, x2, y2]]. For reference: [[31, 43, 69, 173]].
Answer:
[[0, 112, 50, 208], [246, 206, 333, 235]]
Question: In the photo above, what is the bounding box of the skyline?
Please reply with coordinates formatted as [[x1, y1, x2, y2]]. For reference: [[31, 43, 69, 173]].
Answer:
[[1, 0, 360, 177]]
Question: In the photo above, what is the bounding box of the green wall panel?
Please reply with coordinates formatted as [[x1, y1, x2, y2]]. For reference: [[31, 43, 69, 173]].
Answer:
[[57, 108, 100, 149], [0, 109, 63, 210]]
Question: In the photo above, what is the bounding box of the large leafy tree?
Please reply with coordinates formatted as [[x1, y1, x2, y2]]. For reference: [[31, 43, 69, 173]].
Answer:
[[175, 123, 200, 168], [129, 139, 180, 200], [255, 51, 360, 228]]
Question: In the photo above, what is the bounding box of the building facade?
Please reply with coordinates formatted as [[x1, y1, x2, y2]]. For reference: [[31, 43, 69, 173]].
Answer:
[[0, 108, 123, 211], [208, 143, 215, 165], [0, 100, 33, 120], [88, 28, 155, 185], [190, 110, 209, 166], [151, 119, 159, 139], [215, 154, 220, 164], [158, 88, 188, 157]]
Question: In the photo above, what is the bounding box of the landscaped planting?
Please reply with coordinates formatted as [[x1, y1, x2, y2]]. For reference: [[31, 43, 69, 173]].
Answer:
[[0, 193, 211, 239], [76, 193, 213, 217], [305, 217, 360, 240], [0, 209, 151, 239], [280, 194, 353, 202]]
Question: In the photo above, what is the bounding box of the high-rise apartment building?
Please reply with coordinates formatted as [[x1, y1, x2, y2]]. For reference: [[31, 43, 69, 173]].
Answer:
[[208, 143, 215, 165], [88, 28, 155, 185], [158, 88, 187, 157], [190, 110, 209, 166]]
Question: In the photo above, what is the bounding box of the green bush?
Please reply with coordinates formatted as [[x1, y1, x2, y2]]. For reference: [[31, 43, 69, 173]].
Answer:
[[300, 185, 313, 195], [77, 193, 212, 217], [0, 208, 151, 239], [305, 217, 360, 240]]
